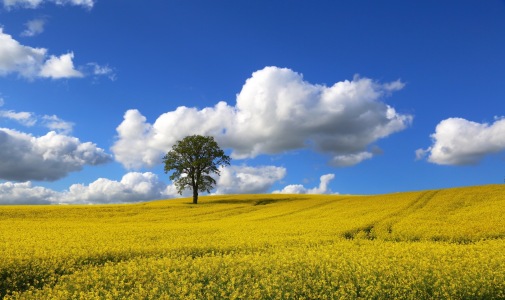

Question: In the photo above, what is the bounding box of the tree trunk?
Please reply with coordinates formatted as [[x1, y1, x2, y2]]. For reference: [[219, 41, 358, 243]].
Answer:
[[192, 188, 198, 204], [191, 174, 199, 204]]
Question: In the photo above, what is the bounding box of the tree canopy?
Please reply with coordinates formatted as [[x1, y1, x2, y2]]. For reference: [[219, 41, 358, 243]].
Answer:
[[163, 135, 230, 204]]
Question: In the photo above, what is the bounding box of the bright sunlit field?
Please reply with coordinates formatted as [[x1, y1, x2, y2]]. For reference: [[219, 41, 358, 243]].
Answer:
[[1, 185, 505, 299]]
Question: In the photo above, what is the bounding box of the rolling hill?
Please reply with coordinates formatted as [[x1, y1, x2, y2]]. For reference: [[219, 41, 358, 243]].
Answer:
[[1, 184, 504, 299]]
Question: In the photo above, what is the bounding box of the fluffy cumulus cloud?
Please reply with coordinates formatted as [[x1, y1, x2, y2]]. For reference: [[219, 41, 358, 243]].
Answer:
[[0, 128, 112, 181], [2, 0, 94, 9], [417, 117, 505, 165], [113, 67, 412, 169], [273, 173, 336, 194], [0, 27, 47, 77], [214, 165, 286, 194], [39, 52, 83, 79], [0, 28, 82, 79]]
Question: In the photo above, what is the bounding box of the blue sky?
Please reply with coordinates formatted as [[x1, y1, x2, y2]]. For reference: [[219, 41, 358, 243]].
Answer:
[[1, 0, 504, 204]]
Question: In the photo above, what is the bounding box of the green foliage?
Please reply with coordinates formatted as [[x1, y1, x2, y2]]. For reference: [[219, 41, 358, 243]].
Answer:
[[163, 135, 230, 203]]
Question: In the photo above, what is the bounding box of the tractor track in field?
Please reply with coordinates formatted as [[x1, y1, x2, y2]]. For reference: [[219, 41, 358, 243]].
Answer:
[[343, 190, 441, 240], [254, 197, 352, 221]]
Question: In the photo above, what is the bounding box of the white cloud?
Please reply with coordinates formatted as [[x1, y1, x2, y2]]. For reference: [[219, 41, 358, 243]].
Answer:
[[54, 0, 93, 8], [113, 67, 412, 169], [41, 114, 74, 134], [0, 104, 74, 133], [2, 0, 42, 8], [0, 28, 92, 79], [415, 148, 428, 161], [21, 18, 46, 37], [2, 0, 94, 9], [0, 128, 112, 181], [62, 172, 175, 204], [0, 165, 285, 204], [113, 109, 157, 169], [39, 52, 83, 79], [214, 165, 286, 194], [0, 172, 177, 205], [42, 115, 74, 134], [0, 110, 36, 126], [417, 117, 505, 165], [87, 62, 116, 81], [0, 27, 46, 78], [383, 80, 405, 92], [0, 181, 57, 204], [273, 173, 336, 194], [330, 152, 373, 167]]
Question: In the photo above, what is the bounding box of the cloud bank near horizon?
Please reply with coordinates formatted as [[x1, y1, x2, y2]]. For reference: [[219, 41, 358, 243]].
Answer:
[[273, 173, 336, 194], [417, 117, 505, 165], [0, 165, 292, 204], [0, 172, 169, 205], [113, 66, 412, 169]]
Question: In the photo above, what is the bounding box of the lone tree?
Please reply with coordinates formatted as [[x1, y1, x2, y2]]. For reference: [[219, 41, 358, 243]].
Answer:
[[163, 135, 231, 204]]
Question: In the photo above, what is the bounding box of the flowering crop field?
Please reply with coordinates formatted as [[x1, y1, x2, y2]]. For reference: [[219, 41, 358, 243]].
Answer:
[[1, 184, 505, 299]]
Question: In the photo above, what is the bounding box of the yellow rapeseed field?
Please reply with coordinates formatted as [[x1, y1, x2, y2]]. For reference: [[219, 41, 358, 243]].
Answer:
[[1, 184, 504, 299]]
